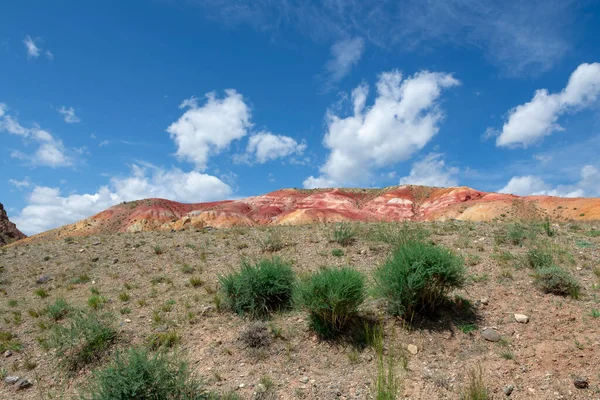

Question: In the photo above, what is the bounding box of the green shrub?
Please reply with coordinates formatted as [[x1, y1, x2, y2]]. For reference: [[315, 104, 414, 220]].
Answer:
[[220, 257, 295, 318], [534, 266, 581, 299], [331, 249, 344, 257], [542, 218, 556, 237], [260, 230, 284, 252], [81, 348, 209, 400], [295, 267, 365, 338], [35, 289, 49, 298], [49, 311, 117, 371], [332, 223, 356, 246], [524, 247, 553, 269], [373, 240, 466, 317], [507, 223, 526, 246], [46, 298, 71, 321]]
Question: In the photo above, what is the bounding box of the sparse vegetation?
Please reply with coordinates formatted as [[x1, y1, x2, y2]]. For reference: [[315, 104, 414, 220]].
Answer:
[[146, 330, 181, 350], [295, 267, 365, 338], [534, 266, 581, 299], [260, 230, 284, 252], [331, 248, 344, 257], [374, 240, 466, 317], [220, 257, 295, 318], [46, 298, 71, 321], [332, 223, 356, 246], [49, 311, 118, 371], [460, 367, 489, 400], [35, 288, 49, 298], [81, 347, 209, 400]]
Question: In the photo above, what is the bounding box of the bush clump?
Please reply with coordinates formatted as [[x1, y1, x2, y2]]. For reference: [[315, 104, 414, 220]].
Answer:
[[49, 311, 117, 371], [81, 347, 209, 400], [295, 267, 366, 338], [332, 223, 356, 246], [524, 247, 553, 269], [534, 266, 581, 299], [220, 257, 295, 319], [46, 298, 71, 321], [374, 240, 466, 317]]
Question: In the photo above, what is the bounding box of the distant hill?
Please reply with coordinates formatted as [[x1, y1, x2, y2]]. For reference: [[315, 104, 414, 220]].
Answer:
[[14, 185, 600, 244], [0, 203, 26, 246]]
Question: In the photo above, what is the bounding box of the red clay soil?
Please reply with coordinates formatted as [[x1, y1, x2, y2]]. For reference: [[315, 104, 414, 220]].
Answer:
[[16, 185, 600, 244]]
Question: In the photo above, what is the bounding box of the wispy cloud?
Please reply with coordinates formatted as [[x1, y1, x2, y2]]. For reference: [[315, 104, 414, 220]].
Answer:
[[58, 106, 81, 123], [318, 37, 365, 92], [193, 0, 581, 74], [23, 36, 40, 58], [23, 35, 53, 60]]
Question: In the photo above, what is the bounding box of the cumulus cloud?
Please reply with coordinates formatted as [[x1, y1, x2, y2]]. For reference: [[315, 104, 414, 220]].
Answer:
[[304, 69, 459, 188], [499, 164, 600, 197], [58, 106, 80, 123], [167, 90, 252, 170], [245, 131, 306, 163], [319, 37, 365, 91], [399, 153, 458, 187], [0, 107, 72, 167], [8, 178, 31, 189], [23, 36, 40, 58], [12, 164, 233, 235], [492, 62, 600, 147]]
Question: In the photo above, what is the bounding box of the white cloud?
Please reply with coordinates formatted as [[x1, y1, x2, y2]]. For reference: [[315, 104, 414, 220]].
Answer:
[[58, 106, 80, 123], [0, 103, 5, 118], [304, 69, 459, 188], [499, 164, 600, 197], [246, 131, 306, 163], [320, 37, 365, 91], [399, 153, 458, 187], [12, 164, 233, 235], [0, 106, 72, 167], [494, 62, 600, 147], [23, 36, 40, 58], [45, 50, 54, 60], [167, 90, 252, 170], [8, 178, 31, 189]]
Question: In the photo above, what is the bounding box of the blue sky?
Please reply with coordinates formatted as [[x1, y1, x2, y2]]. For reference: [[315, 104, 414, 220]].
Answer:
[[1, 0, 600, 235]]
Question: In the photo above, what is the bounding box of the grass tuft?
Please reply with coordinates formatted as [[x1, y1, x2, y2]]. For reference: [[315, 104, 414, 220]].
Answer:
[[534, 266, 581, 299]]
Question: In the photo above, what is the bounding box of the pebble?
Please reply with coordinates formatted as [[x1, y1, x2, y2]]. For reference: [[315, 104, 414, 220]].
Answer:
[[36, 275, 51, 284], [480, 298, 489, 305], [4, 350, 12, 358], [15, 378, 32, 391], [481, 328, 501, 342], [79, 248, 86, 253], [300, 377, 309, 383], [514, 314, 529, 324], [407, 344, 418, 355], [4, 376, 19, 384], [573, 378, 589, 389], [503, 385, 514, 396]]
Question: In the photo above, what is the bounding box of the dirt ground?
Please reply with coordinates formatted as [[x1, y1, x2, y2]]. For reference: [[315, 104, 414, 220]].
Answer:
[[0, 220, 599, 399]]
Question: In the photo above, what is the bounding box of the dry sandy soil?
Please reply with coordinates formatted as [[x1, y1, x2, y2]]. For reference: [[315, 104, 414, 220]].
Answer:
[[0, 220, 599, 399]]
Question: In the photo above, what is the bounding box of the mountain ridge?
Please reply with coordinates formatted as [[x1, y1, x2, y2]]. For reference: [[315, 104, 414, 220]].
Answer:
[[12, 185, 600, 245]]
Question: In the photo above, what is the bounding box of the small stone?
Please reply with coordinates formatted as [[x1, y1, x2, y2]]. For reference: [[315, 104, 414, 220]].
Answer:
[[91, 257, 99, 263], [480, 298, 489, 305], [92, 241, 101, 246], [503, 385, 514, 396], [78, 248, 86, 253], [4, 350, 13, 357], [407, 344, 418, 355], [124, 319, 132, 323], [481, 328, 501, 342], [300, 377, 309, 383], [573, 378, 589, 389], [4, 376, 19, 384], [238, 383, 245, 389], [514, 314, 529, 324], [15, 378, 32, 390], [36, 275, 51, 284]]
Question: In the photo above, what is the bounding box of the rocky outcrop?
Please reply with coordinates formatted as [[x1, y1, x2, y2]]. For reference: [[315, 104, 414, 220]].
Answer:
[[13, 185, 600, 244], [0, 203, 26, 246]]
